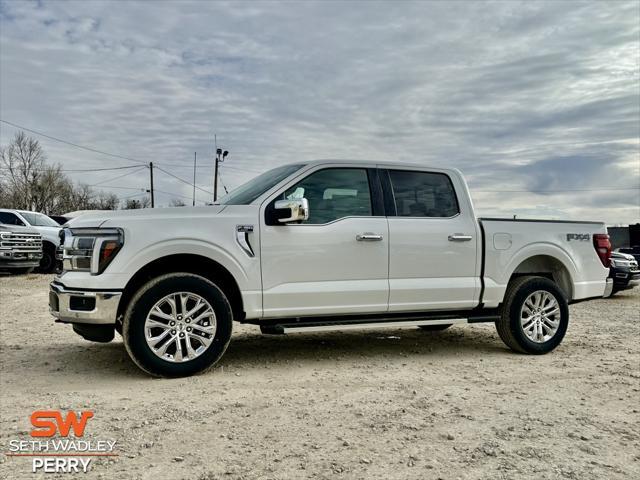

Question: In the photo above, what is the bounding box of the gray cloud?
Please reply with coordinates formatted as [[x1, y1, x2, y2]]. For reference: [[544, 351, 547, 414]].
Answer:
[[0, 0, 638, 223]]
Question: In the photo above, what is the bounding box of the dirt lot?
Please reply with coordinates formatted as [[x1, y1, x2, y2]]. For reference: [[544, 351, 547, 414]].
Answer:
[[0, 274, 638, 479]]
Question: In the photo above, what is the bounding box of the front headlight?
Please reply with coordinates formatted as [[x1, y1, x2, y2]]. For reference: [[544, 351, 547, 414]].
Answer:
[[62, 228, 124, 275]]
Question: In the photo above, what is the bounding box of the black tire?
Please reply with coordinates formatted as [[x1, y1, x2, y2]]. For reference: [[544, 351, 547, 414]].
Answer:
[[418, 324, 452, 331], [495, 276, 569, 355], [8, 267, 34, 275], [37, 243, 56, 273], [123, 273, 233, 377]]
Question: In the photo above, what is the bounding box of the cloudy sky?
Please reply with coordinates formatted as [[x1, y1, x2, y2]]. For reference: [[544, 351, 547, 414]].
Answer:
[[1, 0, 638, 223]]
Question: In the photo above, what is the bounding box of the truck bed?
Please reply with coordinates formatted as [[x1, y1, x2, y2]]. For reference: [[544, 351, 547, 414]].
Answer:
[[478, 217, 609, 308]]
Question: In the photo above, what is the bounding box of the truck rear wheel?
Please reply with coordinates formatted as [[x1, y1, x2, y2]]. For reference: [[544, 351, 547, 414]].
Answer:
[[38, 243, 56, 273], [122, 273, 233, 377], [495, 276, 569, 354]]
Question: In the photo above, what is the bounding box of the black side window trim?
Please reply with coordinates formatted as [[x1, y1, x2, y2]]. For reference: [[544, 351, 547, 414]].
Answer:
[[381, 168, 461, 218], [367, 168, 385, 217], [379, 169, 397, 216]]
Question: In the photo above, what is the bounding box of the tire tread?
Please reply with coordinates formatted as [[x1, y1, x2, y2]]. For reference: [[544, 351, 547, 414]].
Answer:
[[122, 272, 232, 377]]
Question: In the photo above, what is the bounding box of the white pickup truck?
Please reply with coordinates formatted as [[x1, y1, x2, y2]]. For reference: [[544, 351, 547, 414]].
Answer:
[[49, 160, 613, 377]]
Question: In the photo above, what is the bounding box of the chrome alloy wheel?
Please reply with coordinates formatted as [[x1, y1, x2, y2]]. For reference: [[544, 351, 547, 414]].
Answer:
[[144, 292, 217, 362], [520, 290, 561, 343]]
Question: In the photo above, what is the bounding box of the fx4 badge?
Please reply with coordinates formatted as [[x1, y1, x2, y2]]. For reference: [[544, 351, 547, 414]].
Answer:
[[566, 233, 590, 241]]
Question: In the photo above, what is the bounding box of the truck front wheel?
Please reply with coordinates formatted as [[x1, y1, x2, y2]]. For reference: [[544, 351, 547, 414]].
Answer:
[[495, 276, 569, 355], [122, 273, 233, 377]]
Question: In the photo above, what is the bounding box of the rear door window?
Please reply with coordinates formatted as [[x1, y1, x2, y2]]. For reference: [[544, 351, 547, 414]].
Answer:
[[388, 170, 459, 217]]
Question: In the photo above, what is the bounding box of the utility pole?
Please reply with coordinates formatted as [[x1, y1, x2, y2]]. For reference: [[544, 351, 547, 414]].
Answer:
[[213, 134, 219, 202], [192, 152, 197, 207], [149, 162, 155, 208]]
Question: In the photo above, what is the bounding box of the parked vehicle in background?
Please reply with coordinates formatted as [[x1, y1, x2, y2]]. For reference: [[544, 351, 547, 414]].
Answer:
[[63, 210, 112, 220], [609, 251, 640, 295], [49, 160, 612, 377], [617, 246, 640, 263], [0, 209, 61, 273], [0, 224, 43, 274], [48, 215, 70, 225]]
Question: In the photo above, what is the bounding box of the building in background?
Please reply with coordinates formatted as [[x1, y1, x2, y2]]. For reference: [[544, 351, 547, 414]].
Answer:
[[608, 223, 640, 249]]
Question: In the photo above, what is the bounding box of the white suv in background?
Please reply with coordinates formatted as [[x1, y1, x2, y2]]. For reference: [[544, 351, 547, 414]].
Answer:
[[0, 209, 61, 272]]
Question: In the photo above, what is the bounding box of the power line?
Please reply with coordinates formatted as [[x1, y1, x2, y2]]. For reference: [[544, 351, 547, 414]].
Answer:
[[119, 191, 148, 200], [95, 185, 145, 191], [220, 164, 262, 174], [218, 170, 229, 195], [153, 188, 201, 202], [473, 187, 640, 193], [0, 165, 143, 173], [89, 166, 147, 187], [155, 166, 214, 196], [0, 119, 147, 166], [155, 162, 263, 174]]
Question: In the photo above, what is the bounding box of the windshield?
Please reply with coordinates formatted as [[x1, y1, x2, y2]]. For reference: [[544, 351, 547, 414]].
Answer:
[[19, 211, 60, 227], [218, 164, 306, 205]]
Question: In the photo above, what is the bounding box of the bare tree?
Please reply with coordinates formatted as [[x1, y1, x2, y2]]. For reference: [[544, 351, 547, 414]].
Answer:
[[122, 196, 151, 209], [92, 192, 119, 210], [1, 131, 49, 210], [1, 131, 145, 214]]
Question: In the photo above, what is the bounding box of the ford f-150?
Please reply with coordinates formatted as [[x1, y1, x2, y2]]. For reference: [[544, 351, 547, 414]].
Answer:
[[49, 160, 613, 377]]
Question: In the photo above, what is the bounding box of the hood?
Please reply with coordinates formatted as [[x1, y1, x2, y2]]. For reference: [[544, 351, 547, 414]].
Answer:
[[611, 251, 635, 261], [67, 205, 228, 228], [35, 225, 62, 233], [0, 224, 40, 235]]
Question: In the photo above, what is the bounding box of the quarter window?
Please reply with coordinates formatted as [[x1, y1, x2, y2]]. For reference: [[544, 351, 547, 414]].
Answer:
[[280, 168, 372, 224], [388, 170, 459, 217]]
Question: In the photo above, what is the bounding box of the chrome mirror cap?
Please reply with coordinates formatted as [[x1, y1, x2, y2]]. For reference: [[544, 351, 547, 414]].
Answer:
[[274, 198, 309, 223]]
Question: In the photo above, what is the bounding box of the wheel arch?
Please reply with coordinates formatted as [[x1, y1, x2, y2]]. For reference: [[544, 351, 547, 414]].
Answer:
[[507, 254, 574, 301], [116, 254, 244, 323]]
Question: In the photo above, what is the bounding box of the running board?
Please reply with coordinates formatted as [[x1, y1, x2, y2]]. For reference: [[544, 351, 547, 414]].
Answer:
[[259, 315, 499, 335]]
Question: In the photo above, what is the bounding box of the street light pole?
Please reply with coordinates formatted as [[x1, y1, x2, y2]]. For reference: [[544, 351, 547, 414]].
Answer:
[[192, 152, 197, 207], [213, 149, 220, 202], [149, 161, 155, 208]]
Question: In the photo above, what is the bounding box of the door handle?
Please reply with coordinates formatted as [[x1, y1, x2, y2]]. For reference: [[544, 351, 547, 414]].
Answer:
[[356, 233, 383, 242], [448, 234, 473, 242]]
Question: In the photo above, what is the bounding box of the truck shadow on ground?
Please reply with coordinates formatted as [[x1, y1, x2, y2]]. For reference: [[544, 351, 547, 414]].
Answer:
[[6, 325, 509, 381]]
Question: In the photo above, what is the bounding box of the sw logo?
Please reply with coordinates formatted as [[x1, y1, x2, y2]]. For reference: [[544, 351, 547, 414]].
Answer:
[[30, 410, 94, 437]]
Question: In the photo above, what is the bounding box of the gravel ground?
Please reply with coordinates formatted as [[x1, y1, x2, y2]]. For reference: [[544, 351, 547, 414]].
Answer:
[[1, 273, 638, 480]]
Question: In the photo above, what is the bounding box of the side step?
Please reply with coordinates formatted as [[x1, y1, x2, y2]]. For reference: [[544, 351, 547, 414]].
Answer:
[[259, 315, 499, 335]]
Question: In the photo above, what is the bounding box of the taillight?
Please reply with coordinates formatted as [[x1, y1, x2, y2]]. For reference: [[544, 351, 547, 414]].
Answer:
[[593, 233, 611, 268]]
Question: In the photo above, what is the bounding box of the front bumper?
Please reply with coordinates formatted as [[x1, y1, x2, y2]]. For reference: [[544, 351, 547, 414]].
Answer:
[[609, 267, 640, 291], [0, 250, 42, 269], [49, 281, 121, 325]]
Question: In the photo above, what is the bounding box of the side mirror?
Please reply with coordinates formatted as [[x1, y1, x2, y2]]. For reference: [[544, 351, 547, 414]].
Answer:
[[273, 198, 309, 224]]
